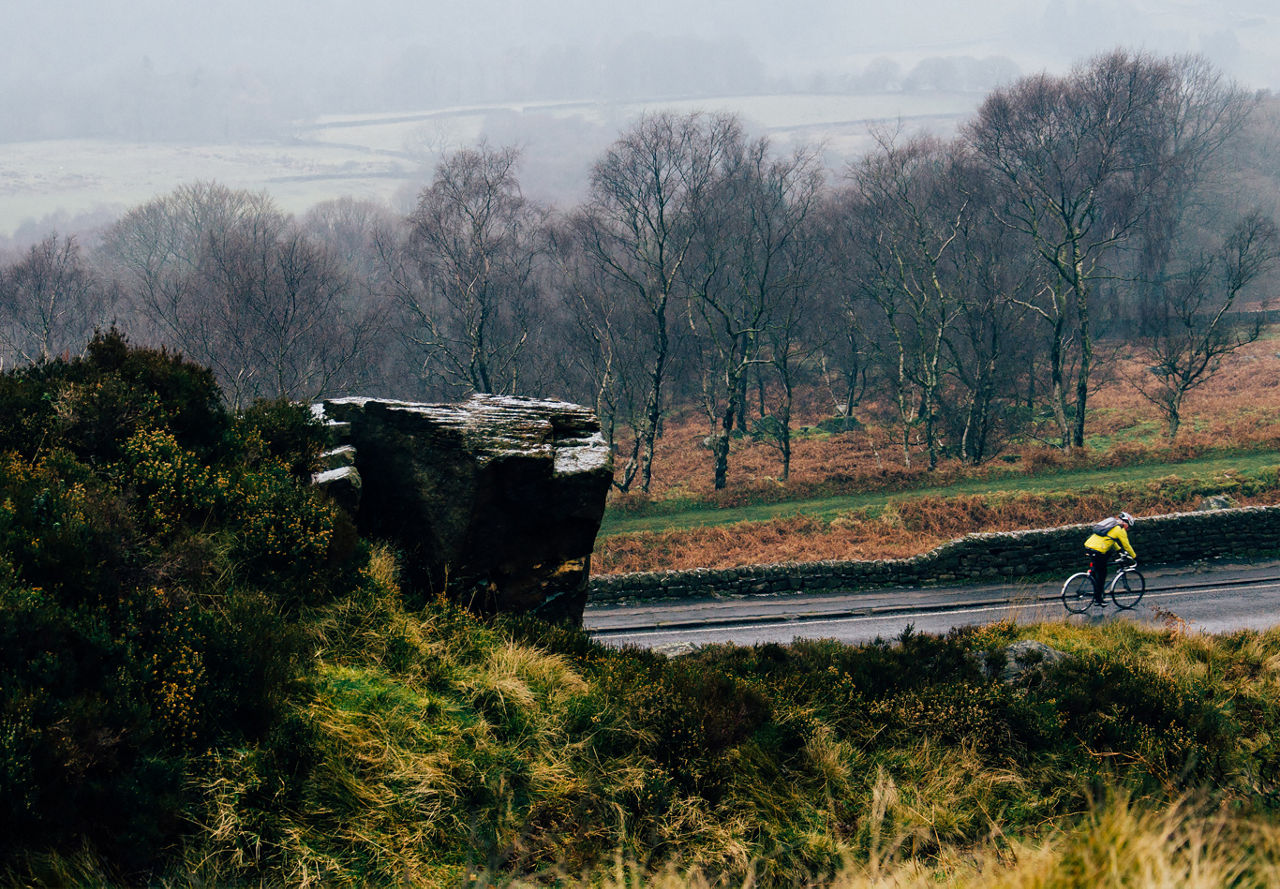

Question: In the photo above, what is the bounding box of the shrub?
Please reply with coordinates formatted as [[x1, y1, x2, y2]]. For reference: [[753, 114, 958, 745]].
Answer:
[[591, 649, 771, 800], [233, 397, 330, 478], [815, 415, 863, 434], [118, 428, 225, 539], [1043, 651, 1235, 789], [227, 466, 339, 592], [0, 334, 345, 871], [750, 414, 787, 443], [0, 450, 128, 602], [80, 328, 227, 456], [0, 329, 227, 465]]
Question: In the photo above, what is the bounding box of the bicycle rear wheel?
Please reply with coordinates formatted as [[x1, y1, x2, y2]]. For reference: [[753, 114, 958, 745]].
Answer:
[[1062, 572, 1094, 614], [1111, 569, 1145, 610]]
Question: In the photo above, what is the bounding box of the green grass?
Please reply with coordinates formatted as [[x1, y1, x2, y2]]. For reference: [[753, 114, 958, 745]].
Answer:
[[1081, 415, 1167, 451], [601, 449, 1280, 536]]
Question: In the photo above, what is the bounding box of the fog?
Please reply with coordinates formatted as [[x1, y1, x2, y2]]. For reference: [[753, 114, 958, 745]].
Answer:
[[8, 0, 1276, 119], [3, 0, 1278, 241]]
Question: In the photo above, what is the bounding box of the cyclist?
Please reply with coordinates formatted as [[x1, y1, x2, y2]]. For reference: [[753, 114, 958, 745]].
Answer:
[[1083, 512, 1137, 605]]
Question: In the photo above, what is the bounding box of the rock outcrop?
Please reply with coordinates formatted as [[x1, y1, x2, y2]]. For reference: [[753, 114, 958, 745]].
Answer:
[[313, 394, 613, 623]]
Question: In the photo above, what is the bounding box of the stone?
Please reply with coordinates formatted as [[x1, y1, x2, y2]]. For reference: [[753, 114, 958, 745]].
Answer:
[[998, 640, 1068, 684], [316, 394, 613, 624], [1198, 494, 1237, 511], [312, 464, 363, 514], [318, 444, 357, 471]]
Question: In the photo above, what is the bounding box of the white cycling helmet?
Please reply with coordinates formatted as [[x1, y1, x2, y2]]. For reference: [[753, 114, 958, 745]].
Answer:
[[1119, 511, 1135, 524]]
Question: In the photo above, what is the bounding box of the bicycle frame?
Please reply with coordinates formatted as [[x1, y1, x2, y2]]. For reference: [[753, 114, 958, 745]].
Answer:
[[1063, 557, 1145, 613]]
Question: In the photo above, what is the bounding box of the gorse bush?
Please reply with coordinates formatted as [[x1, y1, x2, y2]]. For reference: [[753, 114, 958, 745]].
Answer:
[[235, 396, 330, 478], [0, 331, 346, 871]]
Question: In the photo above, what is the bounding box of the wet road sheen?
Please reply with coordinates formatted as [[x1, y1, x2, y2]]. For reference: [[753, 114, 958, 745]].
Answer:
[[584, 559, 1280, 651]]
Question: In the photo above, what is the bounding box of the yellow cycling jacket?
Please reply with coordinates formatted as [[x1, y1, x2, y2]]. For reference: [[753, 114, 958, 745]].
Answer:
[[1084, 523, 1137, 558]]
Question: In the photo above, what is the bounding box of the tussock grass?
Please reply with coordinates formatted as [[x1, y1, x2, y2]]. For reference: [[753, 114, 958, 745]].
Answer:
[[139, 551, 1280, 887], [540, 796, 1280, 888]]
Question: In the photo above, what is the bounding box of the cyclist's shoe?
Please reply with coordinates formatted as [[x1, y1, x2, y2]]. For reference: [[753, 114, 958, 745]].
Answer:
[[1092, 597, 1106, 606]]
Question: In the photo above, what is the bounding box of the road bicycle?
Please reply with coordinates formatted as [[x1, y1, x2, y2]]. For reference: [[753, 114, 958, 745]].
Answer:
[[1061, 558, 1145, 614]]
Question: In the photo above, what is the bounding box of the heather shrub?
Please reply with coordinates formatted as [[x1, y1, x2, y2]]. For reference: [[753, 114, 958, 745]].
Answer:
[[1042, 651, 1235, 789], [590, 648, 771, 800], [0, 580, 182, 869], [0, 329, 226, 464]]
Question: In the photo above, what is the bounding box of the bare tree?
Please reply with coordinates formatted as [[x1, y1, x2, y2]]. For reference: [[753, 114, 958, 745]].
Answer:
[[1131, 56, 1259, 327], [301, 197, 402, 394], [943, 158, 1042, 463], [758, 207, 830, 481], [578, 111, 742, 492], [967, 50, 1177, 450], [194, 225, 372, 406], [1134, 211, 1279, 438], [0, 234, 114, 368], [683, 135, 825, 488], [100, 182, 370, 406], [390, 144, 547, 398], [302, 197, 400, 289], [841, 133, 968, 469], [99, 182, 283, 350], [546, 215, 652, 491], [812, 194, 873, 424]]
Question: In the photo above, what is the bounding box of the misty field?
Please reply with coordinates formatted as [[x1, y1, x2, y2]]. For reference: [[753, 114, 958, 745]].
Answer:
[[0, 90, 979, 240]]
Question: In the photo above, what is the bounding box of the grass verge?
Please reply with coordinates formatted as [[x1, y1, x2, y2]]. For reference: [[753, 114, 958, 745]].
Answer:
[[601, 449, 1280, 536]]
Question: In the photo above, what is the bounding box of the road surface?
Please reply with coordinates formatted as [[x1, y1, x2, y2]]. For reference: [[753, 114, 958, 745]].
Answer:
[[584, 558, 1280, 652]]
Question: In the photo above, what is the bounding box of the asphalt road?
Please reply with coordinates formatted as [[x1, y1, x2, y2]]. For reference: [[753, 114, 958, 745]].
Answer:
[[584, 557, 1280, 653]]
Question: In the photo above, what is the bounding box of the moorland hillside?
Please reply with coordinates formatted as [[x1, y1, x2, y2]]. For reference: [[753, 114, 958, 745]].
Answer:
[[595, 332, 1280, 574]]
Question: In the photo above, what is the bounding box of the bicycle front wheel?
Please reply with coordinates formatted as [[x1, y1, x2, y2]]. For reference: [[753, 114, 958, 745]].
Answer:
[[1111, 569, 1145, 610], [1062, 572, 1094, 614]]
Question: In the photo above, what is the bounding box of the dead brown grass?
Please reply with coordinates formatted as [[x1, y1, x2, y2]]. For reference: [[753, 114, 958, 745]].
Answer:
[[594, 483, 1280, 574], [616, 335, 1280, 505], [596, 334, 1280, 575], [594, 513, 931, 574]]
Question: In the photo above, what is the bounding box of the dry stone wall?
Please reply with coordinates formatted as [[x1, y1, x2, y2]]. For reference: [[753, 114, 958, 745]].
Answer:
[[588, 504, 1280, 603]]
